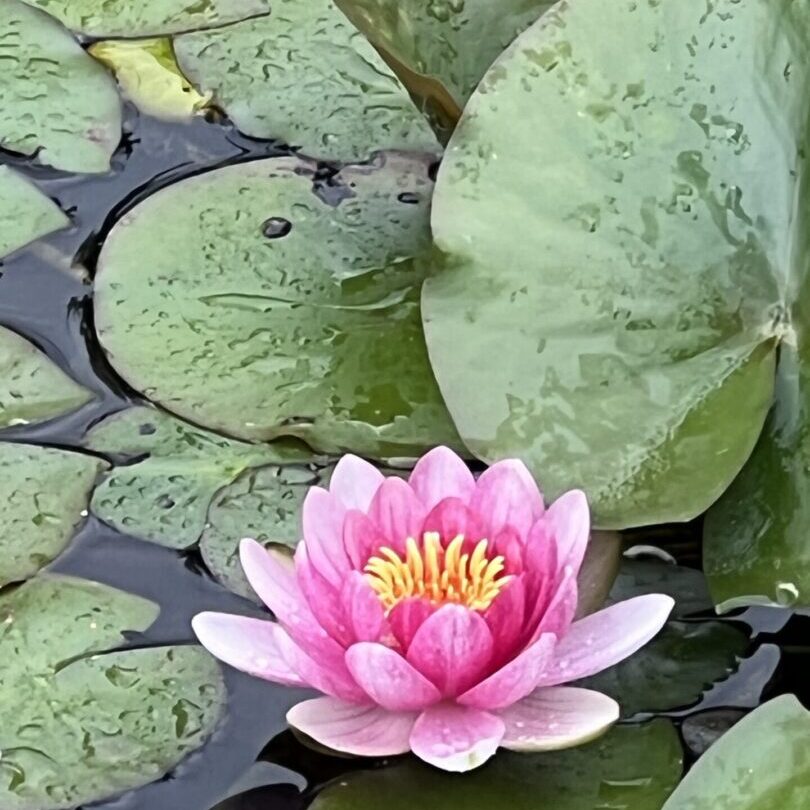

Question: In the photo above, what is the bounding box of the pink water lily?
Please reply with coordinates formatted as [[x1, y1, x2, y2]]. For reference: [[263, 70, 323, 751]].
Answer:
[[193, 448, 673, 772]]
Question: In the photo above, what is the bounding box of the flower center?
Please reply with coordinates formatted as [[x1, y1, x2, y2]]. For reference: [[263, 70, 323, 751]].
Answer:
[[365, 532, 511, 613]]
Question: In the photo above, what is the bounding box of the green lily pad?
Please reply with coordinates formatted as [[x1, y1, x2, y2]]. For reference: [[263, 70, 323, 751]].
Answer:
[[311, 720, 682, 810], [23, 0, 271, 36], [422, 0, 801, 529], [336, 0, 554, 109], [0, 326, 93, 428], [662, 696, 810, 810], [0, 574, 226, 810], [174, 0, 439, 160], [95, 154, 461, 458], [85, 406, 309, 549], [1, 0, 121, 173], [0, 167, 69, 260], [0, 443, 104, 587]]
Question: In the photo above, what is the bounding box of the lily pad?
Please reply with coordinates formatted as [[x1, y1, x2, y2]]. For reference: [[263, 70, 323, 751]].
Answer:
[[422, 0, 801, 528], [174, 0, 439, 160], [0, 0, 122, 173], [0, 326, 93, 428], [0, 443, 104, 587], [0, 574, 226, 810], [336, 0, 554, 109], [0, 167, 69, 260], [95, 154, 461, 457], [85, 406, 308, 549], [311, 720, 682, 810], [23, 0, 271, 37], [662, 696, 810, 810], [89, 38, 211, 122]]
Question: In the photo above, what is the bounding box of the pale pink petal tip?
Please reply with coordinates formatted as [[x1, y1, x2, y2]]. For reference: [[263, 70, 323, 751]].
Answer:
[[408, 446, 475, 509], [329, 454, 385, 511]]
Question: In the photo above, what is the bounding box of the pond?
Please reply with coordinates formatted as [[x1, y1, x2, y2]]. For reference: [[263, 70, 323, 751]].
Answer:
[[1, 1, 810, 809]]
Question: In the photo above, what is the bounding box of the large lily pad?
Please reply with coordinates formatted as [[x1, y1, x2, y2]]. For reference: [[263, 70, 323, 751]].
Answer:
[[0, 443, 103, 586], [662, 696, 810, 810], [0, 0, 121, 173], [0, 326, 93, 428], [311, 720, 682, 810], [422, 0, 806, 528], [85, 407, 308, 549], [23, 0, 270, 37], [95, 154, 461, 457], [0, 574, 226, 810], [0, 167, 69, 260], [174, 1, 439, 160]]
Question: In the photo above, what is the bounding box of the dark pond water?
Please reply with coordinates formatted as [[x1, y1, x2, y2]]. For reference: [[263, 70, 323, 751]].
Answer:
[[2, 105, 809, 810]]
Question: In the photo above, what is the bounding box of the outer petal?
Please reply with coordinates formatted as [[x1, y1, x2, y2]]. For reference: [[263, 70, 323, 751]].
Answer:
[[410, 704, 504, 772], [389, 598, 438, 651], [422, 497, 485, 550], [343, 509, 386, 569], [535, 594, 675, 687], [240, 537, 301, 615], [472, 461, 543, 540], [341, 571, 386, 642], [499, 687, 619, 751], [533, 564, 578, 641], [302, 486, 349, 586], [408, 446, 475, 510], [288, 697, 416, 756], [407, 605, 494, 697], [329, 454, 384, 511], [346, 643, 442, 711], [458, 633, 556, 710], [295, 544, 352, 647], [368, 477, 426, 554], [545, 490, 590, 576], [192, 612, 306, 687]]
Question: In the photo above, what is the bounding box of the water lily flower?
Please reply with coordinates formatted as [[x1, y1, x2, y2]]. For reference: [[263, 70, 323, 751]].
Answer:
[[193, 448, 674, 772]]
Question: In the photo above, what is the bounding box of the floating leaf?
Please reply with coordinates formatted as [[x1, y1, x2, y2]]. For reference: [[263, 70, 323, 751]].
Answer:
[[0, 167, 69, 260], [85, 407, 308, 549], [89, 38, 211, 121], [311, 721, 682, 810], [95, 154, 461, 457], [22, 0, 271, 37], [0, 443, 103, 587], [336, 0, 554, 109], [0, 326, 93, 428], [662, 696, 810, 810], [174, 1, 439, 160], [0, 574, 226, 810], [0, 0, 121, 173], [423, 0, 800, 528]]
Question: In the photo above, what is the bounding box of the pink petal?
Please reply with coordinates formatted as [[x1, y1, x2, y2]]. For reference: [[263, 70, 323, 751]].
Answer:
[[422, 497, 485, 549], [295, 544, 352, 647], [484, 577, 526, 664], [535, 594, 675, 687], [240, 537, 301, 615], [499, 687, 619, 751], [345, 643, 442, 711], [521, 522, 559, 631], [492, 526, 525, 574], [302, 486, 350, 586], [546, 490, 590, 576], [288, 697, 416, 756], [329, 454, 384, 511], [368, 477, 426, 554], [389, 598, 438, 651], [343, 509, 386, 569], [192, 612, 306, 687], [407, 605, 494, 697], [341, 571, 386, 642], [409, 704, 504, 772], [408, 446, 475, 510], [533, 564, 578, 640], [458, 633, 556, 710], [472, 461, 543, 541]]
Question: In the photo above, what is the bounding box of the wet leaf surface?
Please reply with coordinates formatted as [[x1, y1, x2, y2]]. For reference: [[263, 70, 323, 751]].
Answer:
[[94, 154, 461, 458], [0, 574, 226, 810], [84, 407, 309, 549], [0, 443, 103, 586], [423, 0, 806, 529], [23, 0, 271, 37], [662, 696, 810, 810], [0, 167, 69, 260], [0, 326, 93, 428], [310, 721, 682, 810], [0, 0, 122, 173], [174, 0, 439, 160]]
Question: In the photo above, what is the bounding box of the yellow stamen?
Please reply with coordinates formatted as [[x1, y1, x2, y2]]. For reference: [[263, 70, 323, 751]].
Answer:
[[365, 532, 512, 613]]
